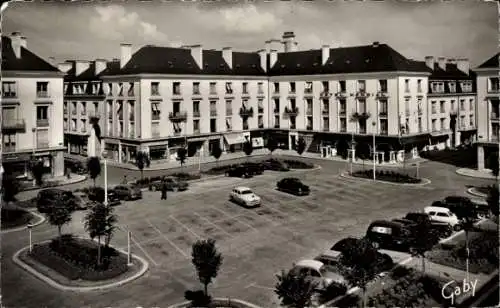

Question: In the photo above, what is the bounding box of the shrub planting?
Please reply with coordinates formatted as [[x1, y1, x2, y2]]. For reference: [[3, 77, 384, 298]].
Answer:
[[1, 208, 32, 229], [352, 170, 422, 184], [283, 160, 314, 169]]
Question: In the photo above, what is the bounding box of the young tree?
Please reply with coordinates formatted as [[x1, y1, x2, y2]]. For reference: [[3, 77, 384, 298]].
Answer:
[[486, 184, 499, 220], [296, 137, 306, 155], [84, 202, 117, 265], [409, 219, 440, 272], [275, 269, 318, 308], [267, 136, 278, 156], [177, 147, 188, 170], [243, 141, 253, 161], [87, 157, 101, 187], [135, 151, 148, 180], [30, 159, 45, 186], [211, 143, 223, 167], [191, 239, 223, 298], [2, 176, 20, 204], [453, 203, 478, 279], [44, 197, 75, 241]]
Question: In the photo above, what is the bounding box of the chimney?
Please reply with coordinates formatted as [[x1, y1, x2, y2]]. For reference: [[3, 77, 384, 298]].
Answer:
[[190, 45, 203, 68], [270, 39, 282, 53], [447, 58, 457, 65], [95, 59, 107, 75], [322, 45, 330, 65], [222, 47, 232, 69], [270, 50, 278, 68], [437, 57, 446, 70], [120, 43, 132, 69], [75, 60, 90, 76], [257, 49, 267, 72], [456, 58, 470, 75], [265, 40, 271, 53], [282, 31, 296, 52], [372, 41, 380, 48], [424, 56, 434, 70], [10, 32, 22, 59], [20, 36, 27, 49], [57, 62, 72, 73]]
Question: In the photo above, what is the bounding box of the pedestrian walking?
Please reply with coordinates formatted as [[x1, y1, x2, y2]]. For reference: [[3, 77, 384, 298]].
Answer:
[[161, 179, 168, 200], [122, 175, 128, 184]]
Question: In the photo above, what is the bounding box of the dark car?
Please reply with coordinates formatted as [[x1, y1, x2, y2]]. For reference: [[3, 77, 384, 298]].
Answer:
[[243, 163, 265, 175], [65, 160, 87, 175], [262, 159, 290, 171], [276, 178, 310, 196], [404, 212, 452, 238], [113, 184, 143, 201], [149, 177, 189, 192], [87, 187, 121, 206], [36, 189, 77, 213], [433, 195, 490, 219], [226, 165, 254, 178], [366, 220, 415, 250], [331, 237, 361, 253]]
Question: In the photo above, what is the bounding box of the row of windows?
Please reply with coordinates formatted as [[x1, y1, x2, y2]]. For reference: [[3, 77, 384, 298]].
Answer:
[[3, 130, 49, 152], [430, 99, 475, 114], [430, 81, 473, 94], [430, 115, 475, 131], [2, 81, 49, 98]]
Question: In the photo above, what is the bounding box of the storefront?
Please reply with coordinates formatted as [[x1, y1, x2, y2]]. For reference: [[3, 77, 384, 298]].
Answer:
[[65, 134, 88, 156], [121, 144, 138, 163], [149, 144, 169, 161], [104, 143, 120, 161], [223, 132, 250, 152]]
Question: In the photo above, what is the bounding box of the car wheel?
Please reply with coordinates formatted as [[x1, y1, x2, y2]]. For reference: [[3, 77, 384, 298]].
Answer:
[[151, 186, 156, 192], [371, 241, 380, 249], [477, 212, 487, 219], [453, 224, 461, 231]]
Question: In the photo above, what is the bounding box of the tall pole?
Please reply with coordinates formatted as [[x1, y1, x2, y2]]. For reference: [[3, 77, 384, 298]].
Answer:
[[27, 224, 33, 253], [127, 230, 132, 266], [372, 121, 376, 180], [103, 151, 108, 207], [350, 132, 354, 175]]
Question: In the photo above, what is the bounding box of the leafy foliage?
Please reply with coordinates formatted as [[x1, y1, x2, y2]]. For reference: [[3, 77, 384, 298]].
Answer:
[[212, 143, 222, 167], [84, 202, 117, 265], [87, 157, 101, 186], [177, 148, 187, 168], [409, 219, 439, 272], [267, 137, 278, 154], [2, 176, 20, 203], [243, 141, 253, 156], [44, 198, 75, 238], [353, 169, 421, 184], [296, 137, 306, 155], [488, 153, 499, 178], [30, 159, 45, 186], [135, 151, 149, 178], [275, 269, 318, 308], [486, 184, 499, 218], [318, 280, 348, 304], [191, 239, 223, 297]]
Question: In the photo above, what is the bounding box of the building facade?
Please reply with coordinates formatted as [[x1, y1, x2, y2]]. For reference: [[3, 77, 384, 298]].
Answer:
[[2, 33, 65, 177], [474, 53, 499, 170]]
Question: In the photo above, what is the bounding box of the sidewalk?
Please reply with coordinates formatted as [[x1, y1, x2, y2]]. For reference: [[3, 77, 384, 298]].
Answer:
[[456, 168, 497, 180], [16, 173, 87, 202]]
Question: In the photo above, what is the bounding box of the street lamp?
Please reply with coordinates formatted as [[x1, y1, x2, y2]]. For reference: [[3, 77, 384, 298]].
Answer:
[[372, 121, 376, 180], [27, 223, 33, 253], [102, 150, 108, 207]]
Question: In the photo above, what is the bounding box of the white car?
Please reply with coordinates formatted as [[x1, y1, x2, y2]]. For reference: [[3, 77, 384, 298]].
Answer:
[[290, 260, 345, 290], [229, 186, 261, 208], [424, 206, 461, 231]]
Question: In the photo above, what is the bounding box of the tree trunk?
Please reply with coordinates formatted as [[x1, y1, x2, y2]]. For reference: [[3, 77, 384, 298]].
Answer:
[[97, 236, 101, 266], [362, 287, 366, 308], [93, 178, 96, 187], [422, 256, 425, 273], [140, 170, 144, 180], [204, 283, 208, 297]]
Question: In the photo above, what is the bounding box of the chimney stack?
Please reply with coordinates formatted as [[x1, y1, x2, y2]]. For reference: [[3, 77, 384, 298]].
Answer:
[[222, 47, 232, 69], [190, 45, 203, 68], [57, 62, 72, 73], [265, 40, 271, 54], [75, 60, 90, 76], [10, 32, 22, 59], [424, 56, 434, 70], [257, 49, 267, 72], [95, 59, 107, 75], [270, 50, 278, 68], [120, 43, 132, 69], [456, 58, 470, 75], [282, 31, 296, 52], [447, 58, 457, 65], [437, 57, 446, 70], [270, 39, 282, 53], [20, 36, 27, 49], [322, 45, 330, 65]]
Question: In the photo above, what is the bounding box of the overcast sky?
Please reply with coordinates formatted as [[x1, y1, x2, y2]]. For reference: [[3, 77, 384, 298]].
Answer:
[[2, 0, 497, 67]]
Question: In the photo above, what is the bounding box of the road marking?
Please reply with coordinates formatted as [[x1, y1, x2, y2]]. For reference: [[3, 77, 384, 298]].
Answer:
[[192, 212, 233, 237], [116, 235, 164, 251], [146, 219, 189, 259], [169, 215, 202, 240], [209, 206, 238, 220], [128, 230, 159, 266]]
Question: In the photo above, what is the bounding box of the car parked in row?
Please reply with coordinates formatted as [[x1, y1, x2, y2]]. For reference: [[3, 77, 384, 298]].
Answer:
[[433, 195, 490, 219], [262, 159, 290, 172], [229, 186, 261, 208], [86, 187, 121, 206], [276, 178, 310, 196], [113, 184, 143, 201], [424, 206, 461, 231], [365, 220, 415, 250], [290, 259, 345, 291], [404, 212, 453, 238], [226, 165, 254, 178], [148, 177, 189, 192], [72, 191, 93, 210]]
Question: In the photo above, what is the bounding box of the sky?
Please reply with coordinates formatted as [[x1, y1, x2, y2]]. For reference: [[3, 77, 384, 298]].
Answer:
[[2, 0, 498, 67]]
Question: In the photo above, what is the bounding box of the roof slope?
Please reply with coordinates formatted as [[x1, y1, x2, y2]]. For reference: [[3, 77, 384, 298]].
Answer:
[[477, 53, 499, 69], [1, 36, 59, 72], [64, 61, 99, 81]]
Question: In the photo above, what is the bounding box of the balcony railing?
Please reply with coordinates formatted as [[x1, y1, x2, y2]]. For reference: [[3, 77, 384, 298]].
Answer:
[[376, 91, 389, 98], [491, 112, 500, 121], [239, 107, 254, 118], [72, 110, 77, 115], [193, 111, 201, 118], [2, 119, 26, 132], [169, 111, 188, 122], [306, 126, 313, 131], [323, 126, 329, 131], [356, 90, 369, 98], [320, 91, 332, 98], [274, 123, 280, 128], [322, 109, 329, 115], [81, 128, 87, 133], [2, 92, 17, 98], [335, 91, 347, 98], [152, 131, 160, 138], [273, 108, 280, 113], [379, 111, 388, 117], [152, 113, 160, 121], [81, 110, 87, 116], [37, 141, 49, 149], [258, 123, 264, 129], [194, 129, 201, 135], [37, 91, 49, 98], [173, 130, 182, 136], [284, 106, 299, 116], [405, 110, 411, 116], [340, 127, 347, 132], [380, 130, 388, 136], [129, 114, 135, 122], [36, 119, 49, 127], [339, 111, 346, 117], [210, 110, 217, 117], [306, 109, 313, 116]]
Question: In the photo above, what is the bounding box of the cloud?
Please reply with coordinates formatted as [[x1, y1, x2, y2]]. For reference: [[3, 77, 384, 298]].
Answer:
[[89, 5, 168, 41]]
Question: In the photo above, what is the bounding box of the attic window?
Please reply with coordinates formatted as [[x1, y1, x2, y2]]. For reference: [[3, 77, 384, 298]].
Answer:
[[281, 65, 285, 68], [297, 64, 301, 67], [220, 64, 224, 67], [346, 60, 351, 64], [365, 59, 370, 63], [252, 64, 256, 68], [236, 64, 240, 68], [313, 63, 318, 66]]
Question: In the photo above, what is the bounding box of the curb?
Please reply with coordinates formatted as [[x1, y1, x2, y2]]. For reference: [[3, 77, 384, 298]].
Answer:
[[1, 210, 46, 234], [168, 298, 264, 308], [12, 237, 149, 292], [466, 187, 487, 198], [340, 172, 431, 187], [456, 168, 497, 180], [20, 175, 88, 192]]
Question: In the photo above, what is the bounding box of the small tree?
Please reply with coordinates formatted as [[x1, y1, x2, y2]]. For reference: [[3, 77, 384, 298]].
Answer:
[[44, 197, 75, 240], [267, 136, 278, 156], [177, 147, 187, 170], [453, 203, 478, 279], [243, 141, 253, 161], [30, 159, 45, 186], [2, 176, 20, 204], [275, 269, 318, 308], [87, 157, 101, 187], [84, 202, 117, 266], [135, 151, 148, 180], [488, 153, 499, 181], [409, 219, 439, 273], [191, 238, 223, 298], [486, 184, 499, 220], [211, 143, 223, 167], [296, 137, 306, 155]]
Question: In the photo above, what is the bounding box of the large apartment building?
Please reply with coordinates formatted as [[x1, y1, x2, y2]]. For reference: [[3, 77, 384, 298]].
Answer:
[[474, 53, 499, 170], [62, 32, 478, 165], [2, 33, 65, 177]]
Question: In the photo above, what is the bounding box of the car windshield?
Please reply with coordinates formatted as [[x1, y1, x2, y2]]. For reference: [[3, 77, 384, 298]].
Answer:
[[241, 190, 253, 195]]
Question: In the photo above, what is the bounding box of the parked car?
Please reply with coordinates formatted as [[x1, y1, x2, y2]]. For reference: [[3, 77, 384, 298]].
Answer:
[[65, 160, 87, 175], [433, 195, 490, 219], [290, 260, 345, 290], [229, 186, 261, 208], [36, 189, 77, 213], [112, 184, 143, 201], [276, 178, 310, 196], [149, 177, 189, 192], [424, 206, 461, 231], [262, 159, 290, 172], [242, 162, 265, 175], [86, 187, 121, 206], [330, 237, 361, 254], [404, 212, 453, 238], [226, 165, 254, 178], [72, 192, 92, 210], [366, 220, 415, 250]]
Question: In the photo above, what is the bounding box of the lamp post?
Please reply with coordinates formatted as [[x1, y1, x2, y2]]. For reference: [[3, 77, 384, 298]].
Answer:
[[27, 224, 33, 253], [32, 128, 36, 186], [372, 121, 376, 180], [102, 150, 108, 207], [127, 230, 132, 266]]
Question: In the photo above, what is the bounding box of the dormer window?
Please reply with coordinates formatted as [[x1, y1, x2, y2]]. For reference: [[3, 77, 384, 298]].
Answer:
[[173, 82, 181, 95], [242, 82, 248, 94], [225, 82, 233, 94], [448, 82, 456, 93], [339, 81, 346, 92], [289, 82, 296, 93], [460, 81, 473, 93], [117, 83, 124, 96], [305, 82, 313, 93], [193, 82, 200, 95], [210, 82, 217, 95], [322, 81, 329, 92], [431, 82, 444, 93], [151, 82, 160, 96], [127, 82, 134, 96], [379, 80, 387, 92], [358, 80, 366, 92]]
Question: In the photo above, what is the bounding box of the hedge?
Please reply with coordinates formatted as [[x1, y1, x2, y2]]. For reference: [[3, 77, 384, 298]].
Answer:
[[133, 173, 201, 188], [1, 208, 33, 229], [353, 170, 421, 184], [283, 160, 314, 169]]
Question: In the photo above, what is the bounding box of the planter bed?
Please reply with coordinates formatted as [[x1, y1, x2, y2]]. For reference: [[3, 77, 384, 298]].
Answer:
[[133, 172, 202, 188], [1, 208, 34, 229], [20, 180, 63, 192], [27, 235, 130, 282], [352, 170, 422, 184], [282, 159, 314, 169]]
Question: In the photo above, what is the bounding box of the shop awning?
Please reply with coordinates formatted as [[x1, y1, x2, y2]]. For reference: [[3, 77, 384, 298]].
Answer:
[[224, 133, 247, 145]]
